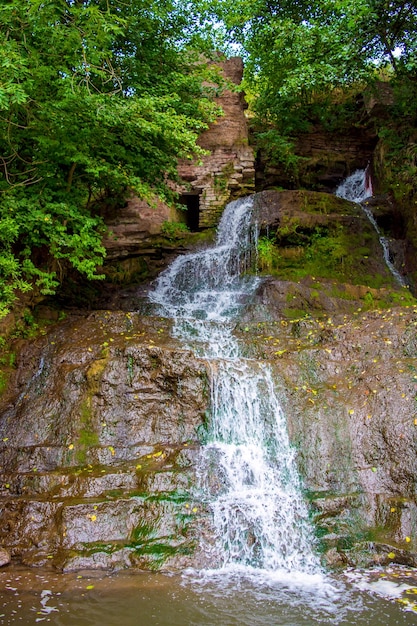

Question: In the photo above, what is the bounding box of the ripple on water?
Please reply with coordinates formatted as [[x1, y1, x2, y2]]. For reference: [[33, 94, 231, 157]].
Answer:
[[1, 566, 417, 625]]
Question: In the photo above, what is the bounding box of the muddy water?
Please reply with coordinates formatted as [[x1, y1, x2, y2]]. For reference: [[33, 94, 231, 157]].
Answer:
[[1, 566, 417, 625]]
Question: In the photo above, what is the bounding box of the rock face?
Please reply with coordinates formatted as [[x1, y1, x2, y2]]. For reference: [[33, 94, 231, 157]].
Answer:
[[256, 125, 377, 192], [102, 198, 175, 261], [0, 547, 11, 567], [1, 189, 417, 572], [236, 303, 417, 567], [242, 189, 417, 567], [372, 138, 417, 291], [0, 313, 210, 571], [252, 189, 407, 293]]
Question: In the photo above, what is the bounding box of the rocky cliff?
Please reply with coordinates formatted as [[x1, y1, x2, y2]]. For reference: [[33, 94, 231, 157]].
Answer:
[[0, 313, 210, 571], [256, 125, 377, 192], [1, 189, 417, 572], [239, 296, 417, 567]]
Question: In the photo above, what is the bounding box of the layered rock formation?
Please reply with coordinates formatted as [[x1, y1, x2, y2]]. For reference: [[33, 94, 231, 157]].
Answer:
[[1, 189, 416, 572], [0, 313, 209, 571], [238, 299, 417, 567], [256, 125, 377, 192]]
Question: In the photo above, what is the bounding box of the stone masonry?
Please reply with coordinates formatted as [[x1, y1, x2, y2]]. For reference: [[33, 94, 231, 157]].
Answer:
[[178, 57, 255, 228]]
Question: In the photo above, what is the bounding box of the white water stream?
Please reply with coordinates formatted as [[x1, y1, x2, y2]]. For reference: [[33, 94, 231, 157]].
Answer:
[[335, 169, 407, 287], [149, 197, 320, 574]]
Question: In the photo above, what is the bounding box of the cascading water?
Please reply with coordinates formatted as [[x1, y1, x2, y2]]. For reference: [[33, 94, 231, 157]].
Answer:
[[335, 169, 407, 287], [149, 197, 320, 574]]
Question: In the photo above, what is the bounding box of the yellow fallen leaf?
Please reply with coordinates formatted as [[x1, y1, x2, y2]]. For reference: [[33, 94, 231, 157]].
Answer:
[[388, 552, 396, 559], [89, 515, 97, 522], [153, 451, 163, 458], [348, 409, 354, 415], [86, 585, 94, 590], [192, 507, 198, 513], [391, 507, 397, 513], [136, 464, 142, 470], [68, 444, 74, 450], [406, 536, 411, 543], [108, 446, 115, 455]]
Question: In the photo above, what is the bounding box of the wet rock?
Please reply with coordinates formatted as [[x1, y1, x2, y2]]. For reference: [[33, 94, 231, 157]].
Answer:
[[256, 124, 376, 192], [1, 233, 417, 573], [323, 547, 348, 568], [0, 547, 11, 567], [0, 313, 209, 571], [236, 304, 417, 567], [4, 302, 417, 572], [371, 543, 417, 567]]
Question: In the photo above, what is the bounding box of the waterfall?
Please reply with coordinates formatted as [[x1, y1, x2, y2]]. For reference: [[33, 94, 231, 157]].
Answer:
[[149, 197, 320, 574], [335, 170, 407, 287]]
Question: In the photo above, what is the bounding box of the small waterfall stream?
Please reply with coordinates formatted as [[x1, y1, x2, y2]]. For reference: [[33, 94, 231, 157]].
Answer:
[[335, 170, 407, 287], [149, 197, 320, 574]]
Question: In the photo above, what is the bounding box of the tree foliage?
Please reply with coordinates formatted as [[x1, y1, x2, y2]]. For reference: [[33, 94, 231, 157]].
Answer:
[[0, 0, 220, 317], [220, 0, 417, 127], [2, 0, 416, 317]]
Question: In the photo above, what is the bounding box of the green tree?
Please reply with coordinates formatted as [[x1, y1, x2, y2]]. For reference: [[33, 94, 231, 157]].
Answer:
[[0, 0, 221, 317], [213, 0, 417, 181], [221, 0, 417, 125]]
